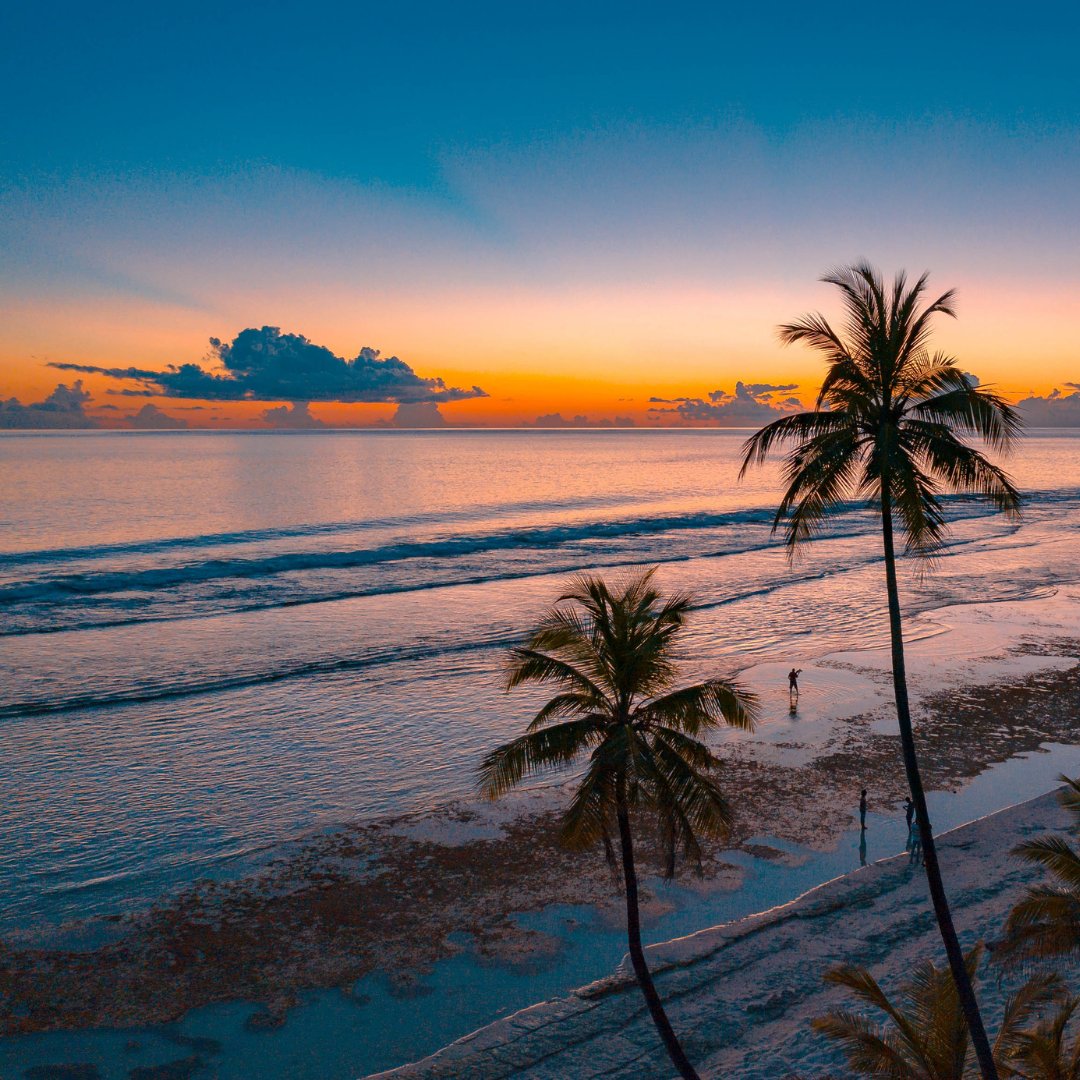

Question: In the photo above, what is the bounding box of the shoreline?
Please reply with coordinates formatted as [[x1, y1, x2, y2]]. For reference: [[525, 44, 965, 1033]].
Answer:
[[2, 587, 1079, 1077], [367, 784, 1075, 1079]]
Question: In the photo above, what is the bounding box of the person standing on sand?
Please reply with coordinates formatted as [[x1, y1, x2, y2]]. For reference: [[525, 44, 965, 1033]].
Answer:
[[788, 668, 802, 695], [903, 798, 915, 849], [859, 789, 868, 831]]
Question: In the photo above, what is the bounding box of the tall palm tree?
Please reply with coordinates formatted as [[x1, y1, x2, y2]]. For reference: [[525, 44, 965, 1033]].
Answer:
[[1000, 776, 1080, 968], [1007, 995, 1080, 1080], [477, 569, 758, 1080], [812, 945, 1061, 1079], [740, 262, 1022, 1079]]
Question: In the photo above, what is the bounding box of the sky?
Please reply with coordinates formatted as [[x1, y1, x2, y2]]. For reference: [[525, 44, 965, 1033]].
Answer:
[[3, 1, 1079, 428]]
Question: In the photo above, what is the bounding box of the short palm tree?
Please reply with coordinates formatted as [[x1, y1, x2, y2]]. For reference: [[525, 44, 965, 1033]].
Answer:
[[741, 262, 1022, 1079], [477, 569, 758, 1080], [1006, 995, 1080, 1080], [1000, 776, 1080, 968], [813, 945, 1061, 1078]]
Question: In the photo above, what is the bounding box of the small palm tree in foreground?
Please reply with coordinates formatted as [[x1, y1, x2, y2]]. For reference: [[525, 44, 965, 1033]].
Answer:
[[1000, 776, 1080, 968], [813, 945, 1061, 1078], [1008, 995, 1080, 1080], [741, 262, 1022, 1079], [478, 569, 758, 1080]]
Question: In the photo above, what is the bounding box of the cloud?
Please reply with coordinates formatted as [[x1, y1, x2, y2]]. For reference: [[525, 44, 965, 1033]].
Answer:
[[526, 413, 636, 428], [389, 401, 447, 428], [648, 381, 801, 425], [49, 326, 488, 404], [1016, 385, 1080, 427], [260, 401, 327, 429], [0, 380, 99, 429], [128, 403, 188, 429]]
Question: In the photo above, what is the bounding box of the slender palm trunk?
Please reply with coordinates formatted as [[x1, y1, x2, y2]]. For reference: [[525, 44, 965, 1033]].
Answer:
[[615, 785, 700, 1080], [880, 486, 999, 1080]]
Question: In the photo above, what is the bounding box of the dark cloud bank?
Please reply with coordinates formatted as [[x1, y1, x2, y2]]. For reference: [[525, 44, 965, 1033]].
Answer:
[[50, 326, 488, 405]]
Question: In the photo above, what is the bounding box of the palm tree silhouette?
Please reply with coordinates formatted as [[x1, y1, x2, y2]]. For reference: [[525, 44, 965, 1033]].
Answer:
[[477, 569, 758, 1080], [1000, 776, 1080, 967], [1007, 994, 1080, 1079], [813, 945, 1060, 1078], [740, 262, 1022, 1079]]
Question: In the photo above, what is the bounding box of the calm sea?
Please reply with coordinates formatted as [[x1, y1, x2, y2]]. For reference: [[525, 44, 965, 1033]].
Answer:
[[2, 428, 1080, 932]]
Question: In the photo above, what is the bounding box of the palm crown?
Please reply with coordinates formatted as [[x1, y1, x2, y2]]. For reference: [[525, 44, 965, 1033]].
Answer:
[[813, 945, 1062, 1079], [478, 569, 757, 874], [1001, 775, 1080, 967], [739, 262, 1022, 556]]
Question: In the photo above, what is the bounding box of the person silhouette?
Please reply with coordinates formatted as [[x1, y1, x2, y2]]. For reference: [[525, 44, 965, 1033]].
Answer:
[[908, 810, 924, 865], [788, 668, 802, 696], [904, 797, 915, 844], [859, 788, 868, 831], [859, 829, 867, 867]]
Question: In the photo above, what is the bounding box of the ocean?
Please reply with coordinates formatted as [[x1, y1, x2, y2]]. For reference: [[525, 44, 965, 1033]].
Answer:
[[2, 427, 1079, 933]]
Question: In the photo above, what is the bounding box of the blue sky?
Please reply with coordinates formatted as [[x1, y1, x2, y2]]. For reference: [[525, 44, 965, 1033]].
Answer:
[[8, 3, 1079, 190]]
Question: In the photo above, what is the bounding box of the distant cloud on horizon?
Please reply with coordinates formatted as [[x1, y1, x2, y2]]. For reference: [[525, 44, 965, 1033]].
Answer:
[[261, 401, 326, 429], [49, 326, 489, 405], [0, 381, 99, 429], [1016, 384, 1080, 427], [128, 403, 187, 429], [649, 381, 801, 425], [526, 413, 636, 428]]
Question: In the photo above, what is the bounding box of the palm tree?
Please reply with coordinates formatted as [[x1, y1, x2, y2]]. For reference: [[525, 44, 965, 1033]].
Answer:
[[813, 945, 1061, 1078], [1007, 995, 1080, 1080], [740, 262, 1022, 1079], [477, 569, 758, 1080], [1000, 776, 1080, 968]]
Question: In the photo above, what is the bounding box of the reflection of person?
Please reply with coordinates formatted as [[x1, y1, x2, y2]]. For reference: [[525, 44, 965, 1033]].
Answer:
[[908, 811, 924, 865], [859, 789, 868, 831], [788, 668, 802, 694]]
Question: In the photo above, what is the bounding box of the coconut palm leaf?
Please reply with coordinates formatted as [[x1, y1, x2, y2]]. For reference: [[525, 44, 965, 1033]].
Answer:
[[814, 947, 1061, 1079], [1001, 777, 1080, 968]]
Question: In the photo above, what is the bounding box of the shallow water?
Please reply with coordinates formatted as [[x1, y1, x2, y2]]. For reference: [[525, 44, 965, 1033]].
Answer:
[[2, 429, 1080, 934]]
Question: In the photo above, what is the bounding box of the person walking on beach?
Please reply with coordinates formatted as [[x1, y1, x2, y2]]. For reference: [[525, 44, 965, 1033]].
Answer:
[[859, 789, 868, 831], [788, 668, 802, 696]]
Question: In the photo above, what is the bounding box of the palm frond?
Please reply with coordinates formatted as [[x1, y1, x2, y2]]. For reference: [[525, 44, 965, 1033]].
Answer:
[[476, 718, 603, 799], [635, 678, 758, 734]]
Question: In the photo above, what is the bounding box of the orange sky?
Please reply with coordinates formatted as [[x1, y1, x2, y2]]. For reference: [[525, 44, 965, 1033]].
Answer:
[[2, 274, 1077, 428]]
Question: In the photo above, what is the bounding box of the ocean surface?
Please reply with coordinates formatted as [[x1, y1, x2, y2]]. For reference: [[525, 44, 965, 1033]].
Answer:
[[3, 427, 1080, 937]]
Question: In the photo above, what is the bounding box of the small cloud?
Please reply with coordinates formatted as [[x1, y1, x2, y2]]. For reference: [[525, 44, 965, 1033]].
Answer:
[[388, 401, 447, 428], [50, 326, 488, 404], [0, 380, 99, 429], [261, 401, 326, 429], [128, 403, 188, 429]]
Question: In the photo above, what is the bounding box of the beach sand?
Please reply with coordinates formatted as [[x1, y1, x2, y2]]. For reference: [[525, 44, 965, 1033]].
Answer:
[[2, 588, 1079, 1072]]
